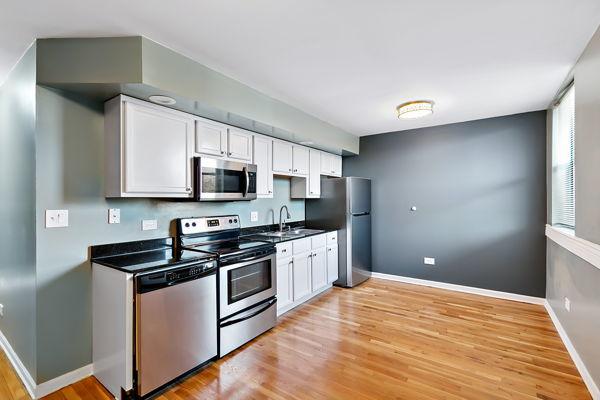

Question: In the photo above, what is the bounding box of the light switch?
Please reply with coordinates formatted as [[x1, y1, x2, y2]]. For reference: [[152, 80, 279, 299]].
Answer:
[[46, 210, 69, 228], [108, 208, 120, 224], [251, 211, 258, 222], [142, 219, 158, 231]]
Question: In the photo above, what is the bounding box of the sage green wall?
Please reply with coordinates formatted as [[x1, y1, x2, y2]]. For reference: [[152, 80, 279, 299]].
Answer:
[[36, 37, 359, 155], [34, 87, 304, 382], [0, 45, 37, 380], [547, 24, 600, 391]]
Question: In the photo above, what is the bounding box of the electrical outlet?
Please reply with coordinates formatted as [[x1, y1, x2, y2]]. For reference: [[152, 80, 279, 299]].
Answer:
[[0, 304, 4, 318], [424, 257, 436, 266], [45, 210, 69, 228], [564, 297, 571, 312], [142, 219, 158, 231], [108, 208, 120, 224], [250, 211, 258, 222]]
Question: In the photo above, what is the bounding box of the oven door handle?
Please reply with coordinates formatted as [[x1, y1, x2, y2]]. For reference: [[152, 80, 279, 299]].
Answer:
[[242, 166, 249, 197], [221, 298, 277, 327], [221, 251, 275, 268]]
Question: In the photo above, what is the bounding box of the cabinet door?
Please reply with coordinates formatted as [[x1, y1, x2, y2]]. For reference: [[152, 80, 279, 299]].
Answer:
[[311, 247, 328, 292], [320, 152, 332, 175], [292, 145, 309, 175], [331, 155, 343, 177], [273, 140, 293, 174], [308, 149, 321, 198], [227, 128, 252, 161], [123, 101, 193, 196], [277, 258, 293, 311], [327, 245, 339, 283], [292, 252, 311, 301], [195, 118, 227, 157], [253, 135, 273, 197]]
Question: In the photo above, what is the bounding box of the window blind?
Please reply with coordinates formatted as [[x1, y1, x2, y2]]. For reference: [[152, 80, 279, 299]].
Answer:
[[551, 84, 575, 229]]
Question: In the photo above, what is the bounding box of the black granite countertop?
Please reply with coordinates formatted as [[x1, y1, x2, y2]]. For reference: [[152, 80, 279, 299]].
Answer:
[[90, 238, 216, 274]]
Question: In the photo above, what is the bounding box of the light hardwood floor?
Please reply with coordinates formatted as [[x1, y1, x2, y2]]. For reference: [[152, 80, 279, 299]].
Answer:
[[2, 278, 591, 399]]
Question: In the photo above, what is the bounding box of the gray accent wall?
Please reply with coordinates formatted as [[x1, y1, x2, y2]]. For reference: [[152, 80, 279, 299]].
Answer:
[[546, 241, 600, 385], [34, 85, 304, 382], [546, 24, 600, 391], [344, 111, 547, 297], [0, 45, 37, 379]]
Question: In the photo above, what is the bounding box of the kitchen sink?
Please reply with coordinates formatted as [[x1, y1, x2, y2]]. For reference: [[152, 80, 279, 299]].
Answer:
[[257, 228, 325, 238]]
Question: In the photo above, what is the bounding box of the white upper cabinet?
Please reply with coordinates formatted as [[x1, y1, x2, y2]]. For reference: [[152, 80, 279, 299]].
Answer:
[[105, 96, 194, 198], [227, 128, 253, 161], [273, 140, 293, 174], [308, 149, 321, 198], [292, 145, 309, 175], [331, 154, 342, 177], [195, 118, 227, 157], [253, 135, 273, 197], [320, 151, 332, 175], [320, 152, 342, 177]]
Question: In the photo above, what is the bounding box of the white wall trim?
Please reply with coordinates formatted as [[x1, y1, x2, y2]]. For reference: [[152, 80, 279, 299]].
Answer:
[[544, 301, 600, 400], [371, 272, 545, 305], [546, 224, 600, 270], [35, 363, 94, 398], [0, 328, 93, 399], [0, 329, 36, 398]]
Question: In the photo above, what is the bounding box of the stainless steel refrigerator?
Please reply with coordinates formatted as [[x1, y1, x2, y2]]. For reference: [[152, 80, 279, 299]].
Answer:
[[306, 177, 371, 287]]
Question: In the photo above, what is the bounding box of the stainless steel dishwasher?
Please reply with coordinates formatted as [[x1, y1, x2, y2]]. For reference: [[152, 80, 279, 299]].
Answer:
[[135, 259, 218, 397]]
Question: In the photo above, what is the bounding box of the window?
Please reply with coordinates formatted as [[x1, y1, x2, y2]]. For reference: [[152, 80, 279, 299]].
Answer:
[[551, 84, 575, 229]]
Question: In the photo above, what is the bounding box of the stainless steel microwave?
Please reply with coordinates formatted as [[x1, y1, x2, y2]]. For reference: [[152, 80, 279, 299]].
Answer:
[[194, 157, 257, 201]]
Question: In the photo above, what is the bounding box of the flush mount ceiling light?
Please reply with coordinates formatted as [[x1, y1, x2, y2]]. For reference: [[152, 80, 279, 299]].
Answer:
[[148, 95, 177, 106], [396, 100, 434, 119]]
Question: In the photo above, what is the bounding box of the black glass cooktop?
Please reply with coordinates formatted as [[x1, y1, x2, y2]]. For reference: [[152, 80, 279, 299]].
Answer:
[[183, 239, 273, 257]]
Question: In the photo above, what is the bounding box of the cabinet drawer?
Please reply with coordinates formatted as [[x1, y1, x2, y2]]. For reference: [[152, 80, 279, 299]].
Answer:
[[276, 242, 293, 258], [326, 231, 337, 245], [292, 238, 311, 255], [311, 234, 327, 249]]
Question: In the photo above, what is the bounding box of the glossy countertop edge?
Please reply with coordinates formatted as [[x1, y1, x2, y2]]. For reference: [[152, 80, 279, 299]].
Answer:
[[241, 228, 337, 244]]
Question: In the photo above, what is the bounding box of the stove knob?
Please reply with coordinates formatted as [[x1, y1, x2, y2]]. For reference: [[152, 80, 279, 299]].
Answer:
[[233, 218, 238, 223], [229, 219, 232, 223], [184, 223, 190, 228], [192, 222, 197, 227]]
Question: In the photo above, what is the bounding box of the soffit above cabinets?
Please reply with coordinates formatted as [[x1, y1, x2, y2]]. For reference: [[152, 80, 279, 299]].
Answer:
[[35, 37, 358, 155]]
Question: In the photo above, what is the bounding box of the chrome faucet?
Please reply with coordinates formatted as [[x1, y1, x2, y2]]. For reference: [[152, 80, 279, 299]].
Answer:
[[279, 205, 291, 232]]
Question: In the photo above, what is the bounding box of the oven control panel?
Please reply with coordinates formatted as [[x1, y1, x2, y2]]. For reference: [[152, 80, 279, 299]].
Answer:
[[179, 215, 240, 235]]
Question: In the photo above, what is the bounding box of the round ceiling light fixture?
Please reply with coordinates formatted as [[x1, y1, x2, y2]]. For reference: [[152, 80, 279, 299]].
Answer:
[[396, 100, 434, 119], [148, 95, 177, 106]]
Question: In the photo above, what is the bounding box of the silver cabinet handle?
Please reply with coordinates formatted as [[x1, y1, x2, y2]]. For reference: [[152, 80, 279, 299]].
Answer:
[[221, 151, 225, 155], [228, 152, 232, 156], [186, 187, 192, 192], [328, 248, 332, 252], [282, 249, 287, 253], [308, 254, 312, 258], [288, 168, 292, 172]]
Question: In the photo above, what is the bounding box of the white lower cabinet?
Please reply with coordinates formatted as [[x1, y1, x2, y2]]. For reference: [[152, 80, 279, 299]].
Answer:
[[276, 233, 338, 316], [276, 257, 293, 311], [311, 247, 327, 292], [327, 245, 339, 283], [292, 252, 312, 301]]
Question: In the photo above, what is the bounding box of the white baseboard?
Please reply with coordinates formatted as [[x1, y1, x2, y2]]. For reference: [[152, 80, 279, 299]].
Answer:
[[0, 329, 36, 398], [370, 272, 546, 305], [35, 363, 93, 398], [0, 328, 93, 399], [544, 301, 600, 400]]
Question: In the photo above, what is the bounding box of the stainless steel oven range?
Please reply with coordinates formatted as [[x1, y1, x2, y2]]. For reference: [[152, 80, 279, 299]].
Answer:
[[177, 215, 277, 357]]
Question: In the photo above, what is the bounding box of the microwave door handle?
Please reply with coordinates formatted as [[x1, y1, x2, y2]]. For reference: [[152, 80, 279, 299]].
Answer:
[[242, 166, 249, 197]]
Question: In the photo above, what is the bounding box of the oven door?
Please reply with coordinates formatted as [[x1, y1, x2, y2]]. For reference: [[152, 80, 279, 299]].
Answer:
[[219, 252, 277, 318], [194, 157, 257, 201]]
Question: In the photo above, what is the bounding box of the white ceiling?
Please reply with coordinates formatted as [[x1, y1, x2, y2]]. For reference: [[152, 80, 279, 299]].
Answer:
[[2, 1, 600, 136]]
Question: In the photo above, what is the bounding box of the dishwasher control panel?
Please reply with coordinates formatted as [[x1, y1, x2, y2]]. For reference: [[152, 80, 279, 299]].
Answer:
[[137, 261, 217, 293]]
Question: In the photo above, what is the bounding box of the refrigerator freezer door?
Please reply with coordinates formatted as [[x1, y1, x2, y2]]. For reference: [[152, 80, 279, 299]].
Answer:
[[348, 178, 371, 215], [349, 213, 372, 286]]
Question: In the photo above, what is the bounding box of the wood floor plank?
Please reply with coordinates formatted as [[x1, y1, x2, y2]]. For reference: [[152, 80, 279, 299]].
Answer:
[[0, 278, 590, 399]]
